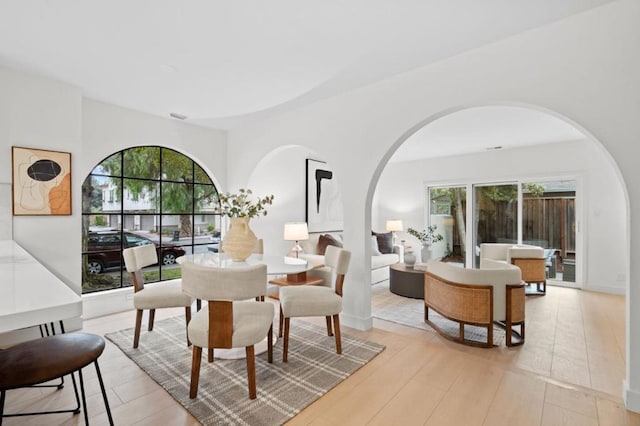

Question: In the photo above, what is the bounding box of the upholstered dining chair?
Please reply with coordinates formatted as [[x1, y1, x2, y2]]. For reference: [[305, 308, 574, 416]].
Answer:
[[122, 244, 194, 348], [278, 245, 351, 362], [180, 262, 274, 399]]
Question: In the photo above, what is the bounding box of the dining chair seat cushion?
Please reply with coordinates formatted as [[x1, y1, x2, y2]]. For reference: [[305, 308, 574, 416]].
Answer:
[[188, 301, 274, 348], [280, 286, 342, 318], [133, 279, 194, 310]]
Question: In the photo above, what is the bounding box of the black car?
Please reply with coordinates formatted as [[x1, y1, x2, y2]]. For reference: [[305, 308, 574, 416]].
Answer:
[[86, 231, 186, 274]]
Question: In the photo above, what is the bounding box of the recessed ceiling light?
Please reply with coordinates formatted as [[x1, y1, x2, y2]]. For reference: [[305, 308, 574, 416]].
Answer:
[[170, 112, 187, 120]]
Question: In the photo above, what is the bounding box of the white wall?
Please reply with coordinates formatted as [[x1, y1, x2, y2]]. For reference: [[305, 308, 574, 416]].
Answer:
[[0, 69, 229, 320], [0, 68, 83, 293], [374, 139, 626, 294], [243, 145, 320, 257], [80, 100, 228, 317], [225, 0, 640, 410]]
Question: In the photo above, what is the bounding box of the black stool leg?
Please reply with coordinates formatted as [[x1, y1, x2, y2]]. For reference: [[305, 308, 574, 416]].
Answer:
[[70, 372, 81, 414], [78, 369, 89, 425], [1, 389, 6, 425], [94, 360, 114, 425]]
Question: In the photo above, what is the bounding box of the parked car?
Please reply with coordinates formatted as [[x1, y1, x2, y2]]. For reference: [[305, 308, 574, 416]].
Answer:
[[208, 230, 221, 253], [86, 231, 186, 274]]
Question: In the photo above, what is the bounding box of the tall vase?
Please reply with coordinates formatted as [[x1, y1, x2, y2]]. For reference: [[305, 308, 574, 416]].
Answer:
[[421, 245, 432, 262], [222, 217, 257, 262]]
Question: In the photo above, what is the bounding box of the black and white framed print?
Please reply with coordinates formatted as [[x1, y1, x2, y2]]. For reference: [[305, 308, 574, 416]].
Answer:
[[305, 159, 343, 232]]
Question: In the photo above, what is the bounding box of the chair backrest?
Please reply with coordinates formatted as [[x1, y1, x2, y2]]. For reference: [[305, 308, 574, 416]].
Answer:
[[122, 244, 158, 292], [324, 245, 351, 296], [181, 261, 268, 301]]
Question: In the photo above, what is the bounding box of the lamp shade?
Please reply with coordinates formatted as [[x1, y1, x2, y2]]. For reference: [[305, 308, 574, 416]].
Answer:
[[386, 220, 403, 232], [284, 222, 309, 241]]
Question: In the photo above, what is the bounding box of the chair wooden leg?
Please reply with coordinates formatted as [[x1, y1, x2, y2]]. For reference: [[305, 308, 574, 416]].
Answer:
[[148, 309, 156, 331], [333, 314, 342, 354], [279, 306, 284, 338], [325, 316, 333, 336], [133, 309, 143, 348], [185, 306, 192, 347], [283, 317, 290, 362], [208, 348, 214, 363], [267, 324, 273, 363], [246, 346, 257, 399], [189, 346, 202, 399]]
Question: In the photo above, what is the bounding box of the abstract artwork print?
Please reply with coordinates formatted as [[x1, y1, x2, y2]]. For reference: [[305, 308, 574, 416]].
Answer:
[[12, 146, 72, 215], [305, 158, 343, 232]]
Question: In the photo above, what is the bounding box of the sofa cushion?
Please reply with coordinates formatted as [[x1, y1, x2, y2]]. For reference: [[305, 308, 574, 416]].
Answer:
[[371, 253, 399, 269], [317, 233, 342, 255], [371, 236, 382, 256], [372, 231, 393, 254]]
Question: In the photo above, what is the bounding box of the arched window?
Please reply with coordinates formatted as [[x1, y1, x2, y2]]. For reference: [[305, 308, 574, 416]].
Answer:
[[81, 146, 220, 294]]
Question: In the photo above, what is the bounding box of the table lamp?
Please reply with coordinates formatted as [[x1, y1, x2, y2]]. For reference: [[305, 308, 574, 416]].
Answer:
[[386, 219, 403, 245], [284, 222, 309, 258]]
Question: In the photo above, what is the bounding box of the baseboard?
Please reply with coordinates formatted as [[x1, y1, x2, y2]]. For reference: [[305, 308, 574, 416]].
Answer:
[[583, 283, 625, 295], [341, 312, 373, 331], [83, 287, 134, 319], [624, 380, 640, 413]]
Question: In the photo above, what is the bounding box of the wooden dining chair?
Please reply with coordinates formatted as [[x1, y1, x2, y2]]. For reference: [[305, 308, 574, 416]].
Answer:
[[278, 245, 351, 362], [180, 261, 274, 399], [122, 244, 194, 348]]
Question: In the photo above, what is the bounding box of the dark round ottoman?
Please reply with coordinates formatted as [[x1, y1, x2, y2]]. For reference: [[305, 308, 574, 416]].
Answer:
[[389, 263, 425, 298]]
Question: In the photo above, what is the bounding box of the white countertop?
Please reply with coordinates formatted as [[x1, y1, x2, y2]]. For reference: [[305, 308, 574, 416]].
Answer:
[[0, 240, 82, 334]]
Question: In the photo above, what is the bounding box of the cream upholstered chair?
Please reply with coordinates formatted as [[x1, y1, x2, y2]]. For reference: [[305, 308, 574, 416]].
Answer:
[[181, 262, 274, 399], [122, 244, 194, 348], [278, 245, 351, 362]]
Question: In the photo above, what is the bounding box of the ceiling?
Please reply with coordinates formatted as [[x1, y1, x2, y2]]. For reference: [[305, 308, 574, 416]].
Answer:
[[0, 0, 614, 132], [390, 106, 586, 162]]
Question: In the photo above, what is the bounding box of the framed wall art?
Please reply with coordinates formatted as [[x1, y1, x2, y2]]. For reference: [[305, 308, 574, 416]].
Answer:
[[305, 158, 343, 232], [12, 146, 72, 216]]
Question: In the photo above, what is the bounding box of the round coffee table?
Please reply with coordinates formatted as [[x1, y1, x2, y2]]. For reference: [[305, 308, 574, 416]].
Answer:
[[389, 263, 425, 298]]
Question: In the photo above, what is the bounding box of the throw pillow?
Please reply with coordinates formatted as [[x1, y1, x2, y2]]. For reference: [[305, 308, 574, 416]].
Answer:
[[317, 234, 343, 255], [371, 236, 381, 256], [372, 231, 393, 254]]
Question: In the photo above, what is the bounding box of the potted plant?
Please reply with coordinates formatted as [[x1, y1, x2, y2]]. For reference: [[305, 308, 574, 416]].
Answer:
[[407, 225, 443, 262], [215, 189, 274, 261]]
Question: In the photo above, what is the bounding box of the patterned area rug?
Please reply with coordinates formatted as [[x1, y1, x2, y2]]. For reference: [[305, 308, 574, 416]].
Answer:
[[106, 316, 384, 426], [372, 281, 506, 346]]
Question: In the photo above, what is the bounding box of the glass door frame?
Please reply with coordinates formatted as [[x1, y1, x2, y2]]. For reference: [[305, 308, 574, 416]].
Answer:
[[426, 174, 584, 288]]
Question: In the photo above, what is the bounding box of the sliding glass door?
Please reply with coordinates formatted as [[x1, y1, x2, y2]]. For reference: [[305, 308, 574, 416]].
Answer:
[[427, 179, 578, 286], [473, 183, 518, 267], [429, 186, 467, 267], [521, 180, 576, 283]]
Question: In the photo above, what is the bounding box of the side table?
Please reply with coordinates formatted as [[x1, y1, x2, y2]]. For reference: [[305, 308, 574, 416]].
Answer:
[[389, 263, 425, 299]]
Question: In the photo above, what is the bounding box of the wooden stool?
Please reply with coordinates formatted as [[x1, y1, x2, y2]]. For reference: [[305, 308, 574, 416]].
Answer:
[[0, 332, 113, 425]]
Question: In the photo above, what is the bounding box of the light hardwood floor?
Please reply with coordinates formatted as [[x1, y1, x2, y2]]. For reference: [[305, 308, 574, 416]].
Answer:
[[3, 285, 640, 425]]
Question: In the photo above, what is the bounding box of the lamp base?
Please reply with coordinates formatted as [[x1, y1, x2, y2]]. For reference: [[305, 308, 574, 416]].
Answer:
[[291, 242, 303, 258]]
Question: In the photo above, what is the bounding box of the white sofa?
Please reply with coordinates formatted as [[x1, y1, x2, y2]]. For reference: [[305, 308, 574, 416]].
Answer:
[[300, 232, 402, 284], [425, 259, 525, 347]]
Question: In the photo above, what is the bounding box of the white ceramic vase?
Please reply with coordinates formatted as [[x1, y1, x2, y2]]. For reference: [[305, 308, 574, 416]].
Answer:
[[421, 245, 432, 262], [222, 217, 257, 262], [404, 251, 417, 268]]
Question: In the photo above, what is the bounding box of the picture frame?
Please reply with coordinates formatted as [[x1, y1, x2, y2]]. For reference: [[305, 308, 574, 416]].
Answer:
[[12, 146, 72, 216], [305, 158, 343, 232]]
